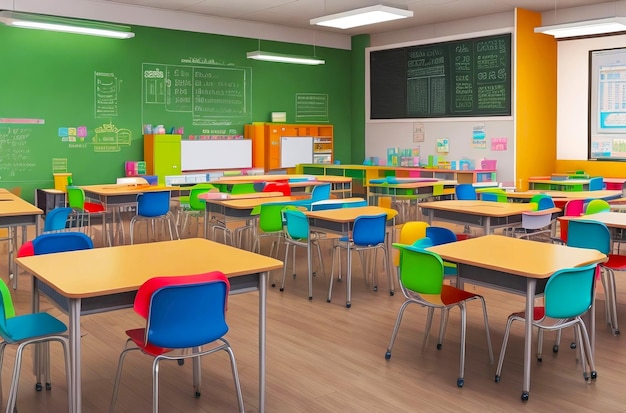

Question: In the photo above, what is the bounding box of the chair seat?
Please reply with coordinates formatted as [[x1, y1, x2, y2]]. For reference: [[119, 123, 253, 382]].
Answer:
[[605, 254, 626, 269], [1, 313, 67, 343], [126, 328, 172, 356], [509, 306, 546, 321], [84, 202, 105, 213]]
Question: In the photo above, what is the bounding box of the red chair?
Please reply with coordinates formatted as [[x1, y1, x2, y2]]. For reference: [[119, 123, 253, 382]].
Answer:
[[263, 181, 291, 196]]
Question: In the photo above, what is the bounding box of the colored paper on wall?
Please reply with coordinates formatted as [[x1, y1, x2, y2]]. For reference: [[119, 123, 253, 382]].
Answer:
[[491, 137, 507, 151]]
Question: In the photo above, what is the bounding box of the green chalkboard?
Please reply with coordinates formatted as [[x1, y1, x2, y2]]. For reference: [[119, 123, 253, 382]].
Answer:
[[0, 25, 351, 202], [370, 33, 511, 119]]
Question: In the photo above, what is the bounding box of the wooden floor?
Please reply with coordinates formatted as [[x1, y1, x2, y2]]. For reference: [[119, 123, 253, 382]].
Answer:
[[2, 219, 626, 412]]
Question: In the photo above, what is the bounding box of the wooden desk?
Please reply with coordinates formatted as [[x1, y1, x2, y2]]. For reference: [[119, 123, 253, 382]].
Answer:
[[16, 238, 282, 413], [528, 178, 591, 191], [507, 190, 621, 203], [212, 174, 352, 198], [559, 211, 626, 229], [304, 206, 397, 308], [201, 194, 307, 244], [79, 184, 178, 246], [418, 200, 539, 234], [0, 191, 43, 288], [427, 235, 606, 401], [367, 179, 456, 220]]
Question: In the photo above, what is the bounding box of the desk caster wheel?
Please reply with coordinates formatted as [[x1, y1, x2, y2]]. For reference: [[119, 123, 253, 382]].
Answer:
[[178, 359, 184, 366], [346, 303, 351, 308], [35, 383, 42, 391], [553, 344, 559, 353], [195, 391, 201, 398], [46, 382, 51, 390], [436, 343, 442, 350], [389, 291, 394, 296], [494, 375, 500, 383], [385, 351, 391, 360], [521, 391, 529, 401], [591, 371, 597, 381], [456, 378, 464, 388]]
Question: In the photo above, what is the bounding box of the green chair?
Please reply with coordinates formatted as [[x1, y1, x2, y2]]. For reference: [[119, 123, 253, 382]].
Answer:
[[385, 244, 493, 388], [584, 199, 610, 215], [251, 203, 290, 257], [66, 186, 109, 245], [179, 184, 218, 237], [230, 182, 256, 195]]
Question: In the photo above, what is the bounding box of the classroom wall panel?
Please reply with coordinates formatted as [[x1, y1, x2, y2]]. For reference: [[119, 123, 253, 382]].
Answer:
[[0, 24, 351, 201]]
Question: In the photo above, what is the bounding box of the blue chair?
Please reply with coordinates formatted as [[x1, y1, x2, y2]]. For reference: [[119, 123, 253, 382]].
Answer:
[[0, 278, 70, 412], [130, 191, 178, 244], [455, 184, 477, 200], [32, 231, 94, 254], [567, 220, 626, 336], [292, 183, 332, 210], [588, 177, 604, 191], [110, 271, 244, 413], [43, 207, 73, 233], [329, 213, 391, 306], [426, 226, 458, 277], [495, 264, 598, 384], [385, 244, 493, 388]]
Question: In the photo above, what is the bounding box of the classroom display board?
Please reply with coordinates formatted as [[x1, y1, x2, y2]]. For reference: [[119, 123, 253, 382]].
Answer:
[[0, 24, 351, 202], [370, 33, 511, 119], [181, 139, 252, 171], [280, 137, 313, 168]]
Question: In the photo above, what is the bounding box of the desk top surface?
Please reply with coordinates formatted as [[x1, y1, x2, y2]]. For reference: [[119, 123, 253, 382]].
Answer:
[[203, 195, 306, 209], [305, 205, 395, 222], [16, 238, 283, 298], [0, 192, 42, 217], [559, 211, 626, 229], [367, 179, 457, 188], [80, 184, 177, 196], [212, 174, 351, 183], [418, 200, 535, 217], [528, 179, 591, 185], [507, 190, 621, 200], [428, 235, 607, 279]]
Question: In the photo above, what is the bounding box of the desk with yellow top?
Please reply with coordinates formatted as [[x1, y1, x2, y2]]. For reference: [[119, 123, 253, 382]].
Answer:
[[17, 238, 283, 413]]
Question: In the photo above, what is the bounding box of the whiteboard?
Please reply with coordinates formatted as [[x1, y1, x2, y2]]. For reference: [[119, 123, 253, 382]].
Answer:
[[181, 140, 252, 171], [281, 136, 313, 168]]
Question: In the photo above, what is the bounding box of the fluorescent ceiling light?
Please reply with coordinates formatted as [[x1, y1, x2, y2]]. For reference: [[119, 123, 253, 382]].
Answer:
[[535, 17, 626, 38], [247, 51, 325, 65], [310, 4, 413, 29], [0, 11, 135, 39]]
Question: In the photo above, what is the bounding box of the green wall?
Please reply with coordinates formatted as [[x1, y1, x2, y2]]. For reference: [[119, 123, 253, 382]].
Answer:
[[0, 24, 352, 202]]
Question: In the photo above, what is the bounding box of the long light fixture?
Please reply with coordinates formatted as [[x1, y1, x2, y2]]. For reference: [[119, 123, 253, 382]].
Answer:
[[0, 11, 135, 39], [246, 51, 325, 65], [310, 4, 413, 29], [534, 17, 626, 38]]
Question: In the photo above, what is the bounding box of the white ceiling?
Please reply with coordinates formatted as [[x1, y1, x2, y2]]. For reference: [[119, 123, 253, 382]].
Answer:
[[103, 0, 612, 36]]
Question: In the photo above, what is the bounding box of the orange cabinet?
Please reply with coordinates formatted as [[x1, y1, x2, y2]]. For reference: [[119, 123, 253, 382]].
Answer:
[[245, 123, 333, 171]]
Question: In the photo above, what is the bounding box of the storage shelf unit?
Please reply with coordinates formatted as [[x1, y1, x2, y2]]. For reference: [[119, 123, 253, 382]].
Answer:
[[297, 164, 495, 196], [245, 123, 333, 171]]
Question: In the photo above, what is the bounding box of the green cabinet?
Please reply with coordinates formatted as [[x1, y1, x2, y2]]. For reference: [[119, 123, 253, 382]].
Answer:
[[144, 134, 181, 185]]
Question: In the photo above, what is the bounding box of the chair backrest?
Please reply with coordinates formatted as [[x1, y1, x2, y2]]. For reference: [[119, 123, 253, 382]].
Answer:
[[585, 199, 610, 215], [137, 191, 171, 217], [310, 183, 331, 202], [529, 194, 555, 211], [352, 213, 387, 246], [521, 210, 553, 230], [189, 184, 217, 211], [480, 192, 507, 202], [258, 203, 289, 233], [0, 279, 16, 323], [394, 244, 444, 294], [411, 237, 434, 249], [343, 200, 368, 208], [395, 221, 429, 267], [283, 209, 310, 240], [66, 186, 86, 210], [43, 207, 73, 232], [566, 219, 611, 255], [425, 226, 457, 245], [455, 184, 477, 200], [263, 181, 291, 196], [230, 183, 256, 195], [544, 264, 598, 319], [564, 199, 585, 216], [136, 271, 230, 349], [32, 232, 94, 255], [310, 201, 344, 211], [588, 177, 604, 191]]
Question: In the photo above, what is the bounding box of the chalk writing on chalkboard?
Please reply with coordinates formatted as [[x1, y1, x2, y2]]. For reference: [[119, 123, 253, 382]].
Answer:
[[0, 127, 35, 177], [142, 62, 251, 128], [91, 122, 132, 153], [94, 71, 120, 118], [370, 33, 511, 119], [296, 93, 329, 122]]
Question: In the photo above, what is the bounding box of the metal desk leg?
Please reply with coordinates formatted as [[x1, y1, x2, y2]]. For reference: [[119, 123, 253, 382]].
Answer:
[[68, 298, 81, 413], [259, 271, 267, 413], [522, 279, 536, 402], [307, 237, 313, 300], [346, 241, 352, 308]]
